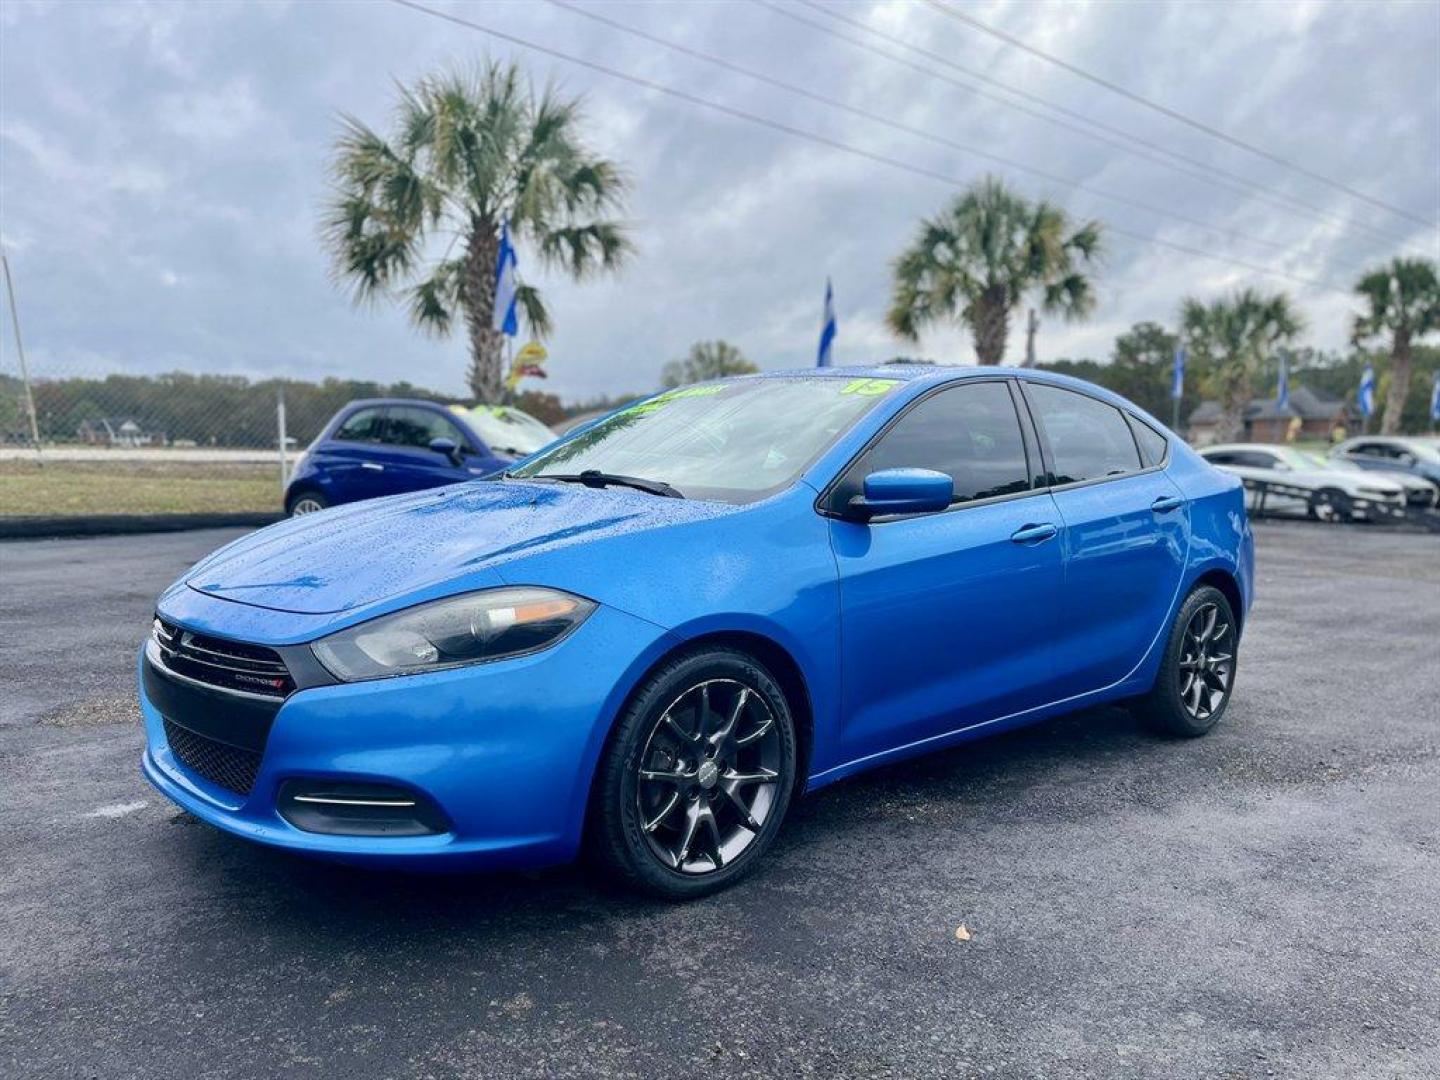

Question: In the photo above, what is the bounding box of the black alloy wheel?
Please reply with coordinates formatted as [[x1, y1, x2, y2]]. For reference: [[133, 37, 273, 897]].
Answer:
[[589, 647, 797, 899], [1136, 584, 1238, 737]]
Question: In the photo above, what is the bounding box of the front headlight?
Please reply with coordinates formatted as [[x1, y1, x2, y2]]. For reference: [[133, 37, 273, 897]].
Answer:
[[311, 587, 595, 682]]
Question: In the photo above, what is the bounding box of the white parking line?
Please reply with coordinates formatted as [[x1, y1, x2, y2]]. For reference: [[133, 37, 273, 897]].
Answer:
[[82, 800, 149, 820]]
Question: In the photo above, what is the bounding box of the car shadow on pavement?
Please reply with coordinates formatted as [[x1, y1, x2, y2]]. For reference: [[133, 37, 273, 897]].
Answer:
[[159, 701, 1181, 931]]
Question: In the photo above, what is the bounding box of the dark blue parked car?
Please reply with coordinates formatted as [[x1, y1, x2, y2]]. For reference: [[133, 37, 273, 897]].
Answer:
[[283, 398, 557, 515], [143, 368, 1253, 898]]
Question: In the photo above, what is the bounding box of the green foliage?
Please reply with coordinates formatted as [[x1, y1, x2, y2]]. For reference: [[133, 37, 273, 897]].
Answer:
[[659, 341, 758, 388], [1180, 289, 1303, 439], [1294, 345, 1440, 433], [887, 176, 1103, 364], [1351, 257, 1440, 433], [323, 61, 633, 398], [1352, 258, 1440, 345]]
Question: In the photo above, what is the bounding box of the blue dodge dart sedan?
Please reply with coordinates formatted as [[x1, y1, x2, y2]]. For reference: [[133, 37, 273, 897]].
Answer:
[[140, 367, 1253, 898]]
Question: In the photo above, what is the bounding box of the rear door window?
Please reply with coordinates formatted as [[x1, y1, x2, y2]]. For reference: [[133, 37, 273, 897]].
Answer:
[[842, 380, 1032, 507], [1026, 384, 1142, 485]]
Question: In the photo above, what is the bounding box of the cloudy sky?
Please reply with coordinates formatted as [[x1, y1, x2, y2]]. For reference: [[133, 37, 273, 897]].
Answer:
[[2, 0, 1437, 400]]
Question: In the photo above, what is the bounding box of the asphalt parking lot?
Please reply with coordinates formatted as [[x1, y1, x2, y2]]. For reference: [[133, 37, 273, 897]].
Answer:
[[2, 523, 1437, 1079]]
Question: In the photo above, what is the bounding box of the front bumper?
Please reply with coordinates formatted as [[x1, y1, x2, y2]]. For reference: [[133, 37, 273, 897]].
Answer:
[[139, 603, 671, 870]]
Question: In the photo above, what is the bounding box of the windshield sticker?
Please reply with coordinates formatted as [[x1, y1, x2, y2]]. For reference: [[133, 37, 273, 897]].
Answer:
[[839, 377, 900, 396], [622, 384, 729, 416]]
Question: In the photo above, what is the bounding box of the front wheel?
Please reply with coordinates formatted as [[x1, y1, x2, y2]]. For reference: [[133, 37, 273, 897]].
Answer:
[[1307, 487, 1352, 523], [1135, 585, 1238, 737], [588, 647, 797, 900]]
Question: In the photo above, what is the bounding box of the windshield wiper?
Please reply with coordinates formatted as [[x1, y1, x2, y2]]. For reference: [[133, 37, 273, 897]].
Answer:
[[530, 469, 684, 499]]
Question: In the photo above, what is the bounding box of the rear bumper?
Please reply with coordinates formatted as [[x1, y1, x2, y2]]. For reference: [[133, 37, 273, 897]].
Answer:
[[139, 603, 671, 870]]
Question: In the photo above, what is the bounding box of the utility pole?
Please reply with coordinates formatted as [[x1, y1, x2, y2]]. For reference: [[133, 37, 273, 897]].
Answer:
[[2, 254, 42, 451], [1023, 308, 1038, 368]]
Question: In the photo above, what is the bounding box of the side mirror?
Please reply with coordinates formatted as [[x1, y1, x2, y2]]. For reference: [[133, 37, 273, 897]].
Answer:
[[428, 436, 461, 463], [1397, 453, 1416, 466], [844, 468, 953, 521]]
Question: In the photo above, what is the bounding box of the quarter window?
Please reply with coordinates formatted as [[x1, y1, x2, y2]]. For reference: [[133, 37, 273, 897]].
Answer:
[[1026, 384, 1142, 485], [1128, 415, 1168, 467], [845, 381, 1032, 507], [333, 407, 385, 442], [385, 406, 468, 450]]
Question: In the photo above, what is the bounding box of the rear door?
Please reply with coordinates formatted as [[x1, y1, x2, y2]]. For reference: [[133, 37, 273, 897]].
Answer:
[[1020, 382, 1189, 697], [827, 379, 1065, 761]]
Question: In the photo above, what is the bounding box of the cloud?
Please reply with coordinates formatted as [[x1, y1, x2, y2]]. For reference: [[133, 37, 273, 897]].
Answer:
[[0, 0, 1435, 401], [158, 79, 262, 143]]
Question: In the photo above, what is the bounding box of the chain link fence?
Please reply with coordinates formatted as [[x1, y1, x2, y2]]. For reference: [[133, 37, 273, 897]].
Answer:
[[0, 344, 632, 524], [0, 354, 471, 520]]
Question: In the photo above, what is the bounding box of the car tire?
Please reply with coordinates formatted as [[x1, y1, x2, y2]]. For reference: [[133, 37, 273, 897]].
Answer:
[[1135, 585, 1238, 738], [286, 490, 328, 516], [1306, 487, 1351, 523], [587, 646, 798, 900]]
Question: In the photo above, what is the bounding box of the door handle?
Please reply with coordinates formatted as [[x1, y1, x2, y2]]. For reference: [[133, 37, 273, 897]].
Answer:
[[361, 463, 385, 471], [1010, 522, 1058, 545], [1151, 494, 1183, 513]]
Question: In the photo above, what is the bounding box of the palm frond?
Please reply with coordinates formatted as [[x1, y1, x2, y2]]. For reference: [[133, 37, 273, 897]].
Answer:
[[515, 284, 552, 338]]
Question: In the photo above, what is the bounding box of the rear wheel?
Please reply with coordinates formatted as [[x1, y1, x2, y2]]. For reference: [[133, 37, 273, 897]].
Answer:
[[1307, 487, 1352, 523], [588, 647, 797, 900], [1136, 585, 1238, 737], [286, 490, 328, 516]]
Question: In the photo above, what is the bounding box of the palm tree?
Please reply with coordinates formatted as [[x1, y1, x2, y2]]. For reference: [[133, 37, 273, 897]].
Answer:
[[323, 62, 633, 402], [659, 341, 758, 388], [1352, 257, 1440, 435], [1181, 289, 1304, 443], [887, 177, 1103, 365]]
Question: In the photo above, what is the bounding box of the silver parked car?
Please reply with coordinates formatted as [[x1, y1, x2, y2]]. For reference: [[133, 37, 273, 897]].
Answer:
[[1199, 443, 1408, 521]]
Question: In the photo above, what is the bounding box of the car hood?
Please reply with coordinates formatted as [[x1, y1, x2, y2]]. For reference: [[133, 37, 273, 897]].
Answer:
[[186, 480, 737, 615]]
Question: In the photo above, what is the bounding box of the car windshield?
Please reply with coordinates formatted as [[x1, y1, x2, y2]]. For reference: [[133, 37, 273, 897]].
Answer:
[[465, 405, 556, 456], [1405, 440, 1440, 463], [1273, 447, 1320, 470], [508, 375, 902, 503], [1292, 449, 1343, 470]]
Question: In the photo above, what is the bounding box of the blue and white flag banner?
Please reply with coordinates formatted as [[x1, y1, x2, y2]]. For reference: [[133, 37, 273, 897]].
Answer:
[[816, 278, 837, 368], [1171, 346, 1186, 400], [493, 220, 519, 337], [1276, 351, 1289, 411], [1358, 363, 1376, 418], [1430, 371, 1440, 423]]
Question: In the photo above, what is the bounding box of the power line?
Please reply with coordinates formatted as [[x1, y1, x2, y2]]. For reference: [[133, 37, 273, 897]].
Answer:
[[925, 0, 1438, 231], [540, 0, 1302, 262], [383, 0, 1350, 296], [775, 0, 1419, 252]]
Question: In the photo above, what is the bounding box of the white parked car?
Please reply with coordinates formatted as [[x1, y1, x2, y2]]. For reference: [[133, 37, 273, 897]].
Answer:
[[1199, 443, 1408, 521], [1314, 449, 1438, 508]]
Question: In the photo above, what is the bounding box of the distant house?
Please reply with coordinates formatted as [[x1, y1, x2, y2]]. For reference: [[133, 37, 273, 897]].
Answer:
[[76, 418, 164, 447], [1187, 385, 1354, 446]]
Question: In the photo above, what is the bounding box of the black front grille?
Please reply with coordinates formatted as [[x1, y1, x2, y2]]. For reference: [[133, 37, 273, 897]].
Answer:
[[163, 718, 263, 796], [152, 618, 294, 698]]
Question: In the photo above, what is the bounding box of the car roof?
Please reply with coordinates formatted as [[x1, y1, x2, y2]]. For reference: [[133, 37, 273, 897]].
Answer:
[[1343, 434, 1426, 447], [1201, 443, 1291, 454], [738, 365, 1152, 410], [339, 397, 462, 409]]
